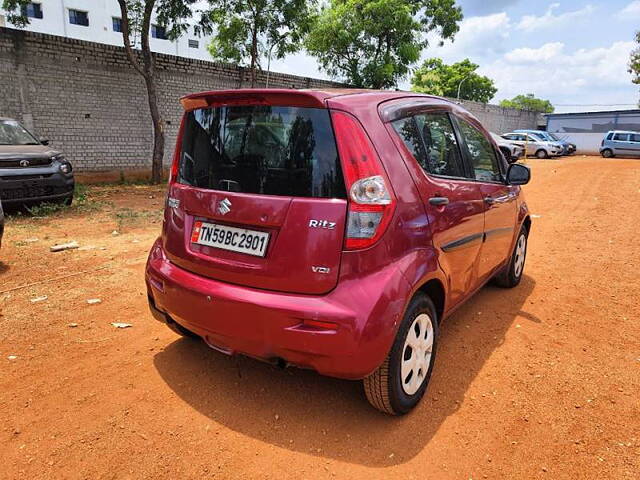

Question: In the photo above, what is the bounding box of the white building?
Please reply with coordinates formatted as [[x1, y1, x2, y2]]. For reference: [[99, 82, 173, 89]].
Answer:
[[0, 0, 214, 61]]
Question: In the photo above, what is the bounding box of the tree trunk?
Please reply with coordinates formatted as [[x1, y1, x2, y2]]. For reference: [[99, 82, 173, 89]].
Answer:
[[144, 73, 165, 184], [250, 23, 258, 87], [118, 0, 164, 184]]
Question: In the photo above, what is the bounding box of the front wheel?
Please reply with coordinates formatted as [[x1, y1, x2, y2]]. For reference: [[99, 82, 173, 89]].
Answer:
[[363, 292, 439, 415], [601, 149, 614, 158], [535, 149, 548, 159], [494, 226, 528, 288]]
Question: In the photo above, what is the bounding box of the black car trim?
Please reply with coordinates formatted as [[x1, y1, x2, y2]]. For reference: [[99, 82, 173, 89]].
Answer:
[[484, 227, 514, 239], [441, 233, 484, 252]]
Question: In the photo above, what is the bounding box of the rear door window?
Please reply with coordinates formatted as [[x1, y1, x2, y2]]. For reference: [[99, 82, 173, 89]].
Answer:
[[179, 106, 346, 199], [392, 112, 465, 178], [613, 133, 630, 141], [631, 134, 640, 143]]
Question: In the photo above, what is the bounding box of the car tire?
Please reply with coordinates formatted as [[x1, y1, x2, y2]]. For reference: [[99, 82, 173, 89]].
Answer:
[[535, 149, 548, 159], [363, 292, 439, 415], [494, 225, 529, 288], [166, 318, 200, 339], [601, 149, 614, 158]]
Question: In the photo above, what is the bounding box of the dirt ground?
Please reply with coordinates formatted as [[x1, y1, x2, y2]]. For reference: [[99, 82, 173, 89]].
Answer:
[[1, 156, 639, 479]]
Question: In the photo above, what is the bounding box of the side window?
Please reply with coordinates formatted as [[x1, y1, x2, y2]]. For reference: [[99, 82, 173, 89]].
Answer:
[[613, 133, 629, 141], [606, 132, 614, 140], [413, 114, 465, 177], [631, 134, 640, 143], [457, 119, 503, 183], [391, 117, 428, 168], [392, 113, 464, 178]]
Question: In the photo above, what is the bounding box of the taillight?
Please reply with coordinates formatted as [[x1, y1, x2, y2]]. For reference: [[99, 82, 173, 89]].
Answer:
[[331, 110, 396, 250], [169, 115, 186, 184]]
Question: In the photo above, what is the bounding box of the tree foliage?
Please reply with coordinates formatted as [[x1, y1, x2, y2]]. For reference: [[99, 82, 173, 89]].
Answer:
[[206, 0, 315, 86], [411, 58, 497, 103], [305, 0, 463, 89], [499, 94, 554, 113], [628, 31, 640, 105]]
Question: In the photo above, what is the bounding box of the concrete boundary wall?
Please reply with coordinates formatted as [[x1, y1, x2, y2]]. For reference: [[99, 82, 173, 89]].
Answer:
[[0, 28, 538, 172]]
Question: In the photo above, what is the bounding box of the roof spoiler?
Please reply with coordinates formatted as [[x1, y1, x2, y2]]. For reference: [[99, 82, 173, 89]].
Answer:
[[180, 89, 330, 111]]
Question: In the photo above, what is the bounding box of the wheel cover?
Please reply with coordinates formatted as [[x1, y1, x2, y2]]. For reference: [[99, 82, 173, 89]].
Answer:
[[514, 234, 527, 278], [400, 313, 434, 395]]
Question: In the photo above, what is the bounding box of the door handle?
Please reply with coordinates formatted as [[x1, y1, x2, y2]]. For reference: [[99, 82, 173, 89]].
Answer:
[[429, 196, 450, 206], [484, 196, 496, 205]]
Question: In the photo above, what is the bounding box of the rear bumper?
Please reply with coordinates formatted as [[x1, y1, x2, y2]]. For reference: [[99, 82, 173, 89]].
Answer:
[[145, 238, 411, 380]]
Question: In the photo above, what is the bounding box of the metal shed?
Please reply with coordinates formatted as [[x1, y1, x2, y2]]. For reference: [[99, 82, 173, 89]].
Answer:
[[545, 110, 640, 154]]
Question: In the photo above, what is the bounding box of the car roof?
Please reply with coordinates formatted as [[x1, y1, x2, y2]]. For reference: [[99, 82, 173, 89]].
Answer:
[[0, 117, 18, 122], [608, 130, 638, 134]]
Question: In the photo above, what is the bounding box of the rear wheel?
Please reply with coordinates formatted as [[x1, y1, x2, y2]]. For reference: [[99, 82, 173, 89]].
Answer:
[[535, 149, 548, 159], [494, 226, 528, 288], [363, 292, 439, 415], [601, 149, 614, 158]]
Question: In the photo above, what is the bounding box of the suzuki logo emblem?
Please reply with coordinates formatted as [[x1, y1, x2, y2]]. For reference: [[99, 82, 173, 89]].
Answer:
[[217, 197, 232, 215], [19, 159, 30, 167]]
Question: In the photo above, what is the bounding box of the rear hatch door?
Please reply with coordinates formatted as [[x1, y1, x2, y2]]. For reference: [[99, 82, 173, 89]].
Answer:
[[163, 93, 347, 295]]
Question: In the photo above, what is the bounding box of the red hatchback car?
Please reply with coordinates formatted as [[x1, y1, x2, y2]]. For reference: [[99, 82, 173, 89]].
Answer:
[[146, 89, 531, 415]]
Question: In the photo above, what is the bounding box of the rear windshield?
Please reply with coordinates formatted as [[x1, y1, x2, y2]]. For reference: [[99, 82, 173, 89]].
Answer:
[[178, 105, 346, 199]]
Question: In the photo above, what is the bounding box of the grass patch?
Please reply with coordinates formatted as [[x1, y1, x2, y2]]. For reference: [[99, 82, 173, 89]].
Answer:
[[14, 183, 105, 219], [113, 207, 163, 230]]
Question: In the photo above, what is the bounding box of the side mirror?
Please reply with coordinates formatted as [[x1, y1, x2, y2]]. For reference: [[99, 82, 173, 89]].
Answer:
[[506, 163, 530, 185], [40, 138, 50, 146]]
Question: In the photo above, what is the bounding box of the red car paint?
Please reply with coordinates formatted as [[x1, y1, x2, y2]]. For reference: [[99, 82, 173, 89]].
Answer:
[[146, 89, 530, 380]]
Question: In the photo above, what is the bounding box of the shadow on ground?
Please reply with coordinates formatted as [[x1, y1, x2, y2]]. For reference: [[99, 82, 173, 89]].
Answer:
[[154, 275, 536, 466], [0, 261, 10, 275]]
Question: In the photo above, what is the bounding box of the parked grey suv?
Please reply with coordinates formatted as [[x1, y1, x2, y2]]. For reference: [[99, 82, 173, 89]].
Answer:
[[491, 132, 524, 163], [0, 118, 74, 207], [600, 130, 640, 158]]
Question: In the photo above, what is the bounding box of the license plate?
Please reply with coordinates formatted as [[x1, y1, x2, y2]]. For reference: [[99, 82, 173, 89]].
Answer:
[[191, 221, 270, 257]]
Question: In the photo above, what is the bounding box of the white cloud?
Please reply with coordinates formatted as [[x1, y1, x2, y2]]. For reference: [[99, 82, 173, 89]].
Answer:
[[616, 1, 640, 19], [504, 42, 565, 64], [479, 41, 636, 111], [425, 12, 512, 63], [517, 3, 595, 33]]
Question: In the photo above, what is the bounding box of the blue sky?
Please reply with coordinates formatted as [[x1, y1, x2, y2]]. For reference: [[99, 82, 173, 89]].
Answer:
[[274, 0, 640, 113]]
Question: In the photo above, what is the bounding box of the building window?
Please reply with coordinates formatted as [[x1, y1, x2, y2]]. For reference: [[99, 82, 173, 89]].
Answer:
[[68, 9, 89, 26], [21, 2, 43, 19], [151, 24, 168, 40], [112, 17, 122, 32], [188, 39, 199, 48]]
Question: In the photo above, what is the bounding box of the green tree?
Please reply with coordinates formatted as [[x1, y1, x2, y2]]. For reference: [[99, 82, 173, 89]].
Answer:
[[2, 0, 213, 183], [411, 58, 497, 103], [206, 0, 315, 87], [499, 94, 555, 113], [306, 0, 463, 89], [628, 31, 640, 105]]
